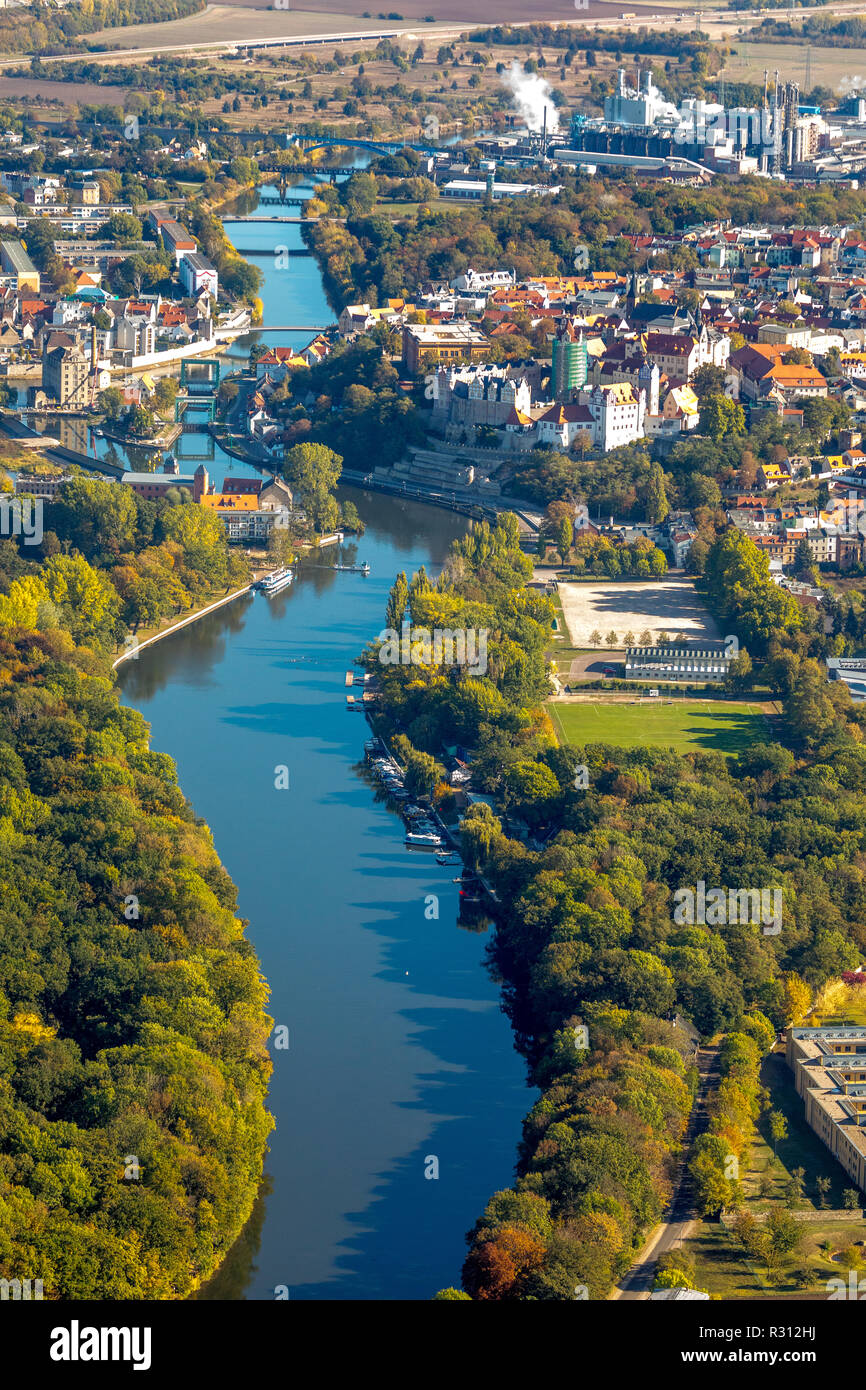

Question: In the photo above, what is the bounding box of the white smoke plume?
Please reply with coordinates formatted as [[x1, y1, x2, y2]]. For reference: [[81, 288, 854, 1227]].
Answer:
[[501, 60, 560, 134], [840, 75, 866, 95]]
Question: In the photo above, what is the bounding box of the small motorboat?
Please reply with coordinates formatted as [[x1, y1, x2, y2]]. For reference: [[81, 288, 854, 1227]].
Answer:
[[436, 852, 461, 866]]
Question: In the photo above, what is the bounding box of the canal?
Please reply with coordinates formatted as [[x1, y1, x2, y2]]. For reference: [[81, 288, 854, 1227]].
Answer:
[[114, 178, 531, 1300]]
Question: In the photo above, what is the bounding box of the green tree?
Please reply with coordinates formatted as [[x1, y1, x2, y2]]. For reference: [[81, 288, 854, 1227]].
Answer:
[[641, 462, 669, 524], [690, 364, 726, 400], [385, 571, 409, 632], [99, 387, 125, 421], [283, 442, 343, 533], [769, 1109, 788, 1157], [556, 516, 573, 565], [699, 394, 745, 443], [104, 212, 143, 243]]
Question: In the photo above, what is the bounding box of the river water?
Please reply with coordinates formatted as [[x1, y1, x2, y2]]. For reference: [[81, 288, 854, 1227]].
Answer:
[[114, 179, 531, 1300]]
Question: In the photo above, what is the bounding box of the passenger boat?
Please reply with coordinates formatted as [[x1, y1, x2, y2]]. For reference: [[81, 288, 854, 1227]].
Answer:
[[405, 830, 446, 848], [257, 566, 293, 595]]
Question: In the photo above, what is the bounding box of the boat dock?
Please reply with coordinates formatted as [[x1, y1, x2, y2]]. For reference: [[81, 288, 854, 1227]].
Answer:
[[361, 726, 501, 908], [303, 562, 370, 574]]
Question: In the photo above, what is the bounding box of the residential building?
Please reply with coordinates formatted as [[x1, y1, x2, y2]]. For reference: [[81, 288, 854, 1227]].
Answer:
[[646, 384, 700, 438], [450, 269, 514, 294], [69, 181, 100, 206], [0, 239, 39, 293], [179, 252, 218, 301]]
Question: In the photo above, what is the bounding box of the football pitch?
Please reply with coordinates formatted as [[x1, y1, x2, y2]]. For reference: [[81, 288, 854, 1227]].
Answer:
[[550, 699, 770, 755]]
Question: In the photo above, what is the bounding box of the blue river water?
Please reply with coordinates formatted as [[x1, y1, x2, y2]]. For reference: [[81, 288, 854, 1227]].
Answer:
[[111, 179, 532, 1300]]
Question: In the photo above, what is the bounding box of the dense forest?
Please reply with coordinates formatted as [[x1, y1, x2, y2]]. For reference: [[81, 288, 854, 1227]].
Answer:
[[366, 518, 866, 1299], [0, 476, 272, 1298]]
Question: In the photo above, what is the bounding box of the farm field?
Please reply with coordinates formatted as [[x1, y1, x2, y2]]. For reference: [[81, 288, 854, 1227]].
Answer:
[[0, 76, 127, 105], [550, 697, 771, 754], [83, 5, 386, 55], [724, 40, 866, 91]]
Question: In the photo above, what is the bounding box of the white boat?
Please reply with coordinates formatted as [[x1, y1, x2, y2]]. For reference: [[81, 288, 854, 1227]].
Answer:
[[258, 567, 293, 595], [405, 830, 446, 848]]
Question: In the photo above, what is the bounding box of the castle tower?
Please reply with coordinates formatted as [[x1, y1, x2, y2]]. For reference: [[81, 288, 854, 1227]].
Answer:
[[639, 359, 660, 417], [193, 464, 210, 502], [551, 324, 588, 402]]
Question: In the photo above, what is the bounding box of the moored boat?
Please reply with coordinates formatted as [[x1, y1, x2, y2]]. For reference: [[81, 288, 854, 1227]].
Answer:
[[405, 829, 446, 848], [257, 567, 293, 595]]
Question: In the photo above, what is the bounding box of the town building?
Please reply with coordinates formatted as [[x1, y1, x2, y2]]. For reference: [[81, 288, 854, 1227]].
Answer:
[[402, 321, 489, 374], [431, 362, 534, 433], [826, 657, 866, 701], [786, 1027, 866, 1195], [41, 333, 91, 408], [179, 252, 218, 301], [439, 179, 562, 201], [0, 239, 39, 293], [581, 381, 647, 452], [119, 458, 209, 501], [624, 640, 733, 683], [159, 220, 197, 265]]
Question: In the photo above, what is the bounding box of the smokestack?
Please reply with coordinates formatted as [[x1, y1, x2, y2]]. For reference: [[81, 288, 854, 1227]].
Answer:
[[542, 105, 547, 155], [618, 68, 625, 96]]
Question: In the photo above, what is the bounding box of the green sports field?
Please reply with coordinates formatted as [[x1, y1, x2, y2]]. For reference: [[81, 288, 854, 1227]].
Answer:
[[550, 699, 771, 755]]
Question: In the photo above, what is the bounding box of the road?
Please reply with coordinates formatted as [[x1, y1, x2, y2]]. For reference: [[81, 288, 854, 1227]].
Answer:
[[613, 1042, 721, 1300]]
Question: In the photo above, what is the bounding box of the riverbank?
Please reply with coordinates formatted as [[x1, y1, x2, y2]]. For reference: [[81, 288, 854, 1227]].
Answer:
[[112, 580, 256, 668]]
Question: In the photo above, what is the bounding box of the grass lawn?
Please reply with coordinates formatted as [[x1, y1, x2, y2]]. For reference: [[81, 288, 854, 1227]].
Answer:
[[549, 699, 770, 755], [751, 1054, 859, 1210], [687, 1218, 866, 1300], [681, 1053, 866, 1299], [546, 591, 588, 673]]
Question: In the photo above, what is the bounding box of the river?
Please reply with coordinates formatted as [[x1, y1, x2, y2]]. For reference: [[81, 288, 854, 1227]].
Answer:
[[113, 177, 531, 1300]]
